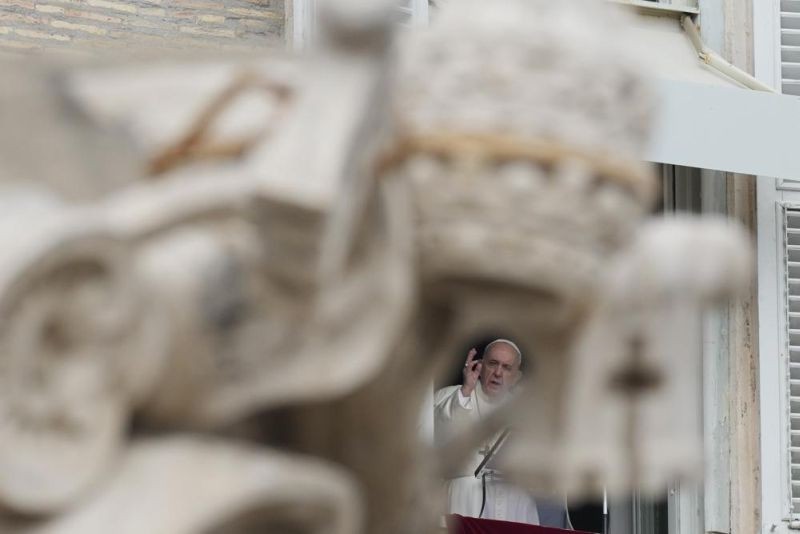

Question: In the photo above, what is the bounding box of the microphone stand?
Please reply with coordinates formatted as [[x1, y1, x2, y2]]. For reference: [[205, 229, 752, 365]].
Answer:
[[473, 428, 511, 479], [473, 428, 511, 519]]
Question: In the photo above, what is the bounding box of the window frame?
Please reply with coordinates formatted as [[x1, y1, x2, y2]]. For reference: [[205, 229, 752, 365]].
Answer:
[[758, 177, 797, 534], [753, 0, 782, 91]]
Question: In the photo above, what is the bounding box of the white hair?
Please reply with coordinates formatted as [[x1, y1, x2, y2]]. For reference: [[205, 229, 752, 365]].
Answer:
[[484, 338, 522, 367]]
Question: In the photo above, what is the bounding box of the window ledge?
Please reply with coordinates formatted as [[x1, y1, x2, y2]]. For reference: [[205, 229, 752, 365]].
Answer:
[[610, 0, 699, 17]]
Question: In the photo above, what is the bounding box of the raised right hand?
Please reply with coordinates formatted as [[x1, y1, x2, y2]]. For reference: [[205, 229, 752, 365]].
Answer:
[[460, 348, 481, 397]]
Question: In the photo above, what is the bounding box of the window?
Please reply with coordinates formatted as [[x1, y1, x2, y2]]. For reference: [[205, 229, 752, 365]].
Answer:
[[609, 165, 705, 534], [784, 207, 800, 517], [782, 0, 800, 95], [757, 178, 798, 534]]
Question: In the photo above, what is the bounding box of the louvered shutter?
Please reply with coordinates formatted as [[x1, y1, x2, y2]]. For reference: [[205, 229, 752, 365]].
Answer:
[[785, 207, 800, 516], [782, 0, 800, 95]]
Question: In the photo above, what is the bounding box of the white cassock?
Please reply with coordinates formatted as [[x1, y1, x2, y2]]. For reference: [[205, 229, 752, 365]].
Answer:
[[434, 382, 540, 524]]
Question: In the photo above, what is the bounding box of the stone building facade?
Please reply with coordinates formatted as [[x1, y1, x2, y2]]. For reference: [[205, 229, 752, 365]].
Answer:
[[0, 0, 287, 55]]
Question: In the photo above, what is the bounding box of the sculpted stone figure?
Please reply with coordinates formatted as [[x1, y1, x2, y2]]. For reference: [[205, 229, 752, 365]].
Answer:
[[5, 437, 362, 534], [0, 0, 752, 532], [393, 0, 751, 501], [0, 1, 406, 530]]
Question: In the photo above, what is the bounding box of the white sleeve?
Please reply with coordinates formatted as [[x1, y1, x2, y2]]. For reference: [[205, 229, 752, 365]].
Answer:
[[433, 387, 478, 446], [456, 388, 473, 409]]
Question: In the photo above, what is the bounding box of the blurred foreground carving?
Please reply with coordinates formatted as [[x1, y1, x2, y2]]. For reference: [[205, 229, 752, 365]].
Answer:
[[0, 0, 751, 532]]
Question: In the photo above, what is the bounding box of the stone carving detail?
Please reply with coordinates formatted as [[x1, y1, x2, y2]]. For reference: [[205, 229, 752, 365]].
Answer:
[[393, 0, 752, 501], [0, 0, 751, 532], [12, 438, 362, 534]]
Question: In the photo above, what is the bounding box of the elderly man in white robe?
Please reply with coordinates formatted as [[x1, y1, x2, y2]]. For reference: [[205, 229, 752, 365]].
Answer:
[[434, 339, 542, 524]]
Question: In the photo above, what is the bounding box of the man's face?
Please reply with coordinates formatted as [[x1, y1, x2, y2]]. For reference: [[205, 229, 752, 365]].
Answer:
[[479, 343, 521, 398]]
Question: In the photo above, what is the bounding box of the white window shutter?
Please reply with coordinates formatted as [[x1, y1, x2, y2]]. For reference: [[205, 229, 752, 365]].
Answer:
[[759, 178, 800, 534], [782, 0, 800, 95], [785, 206, 800, 517]]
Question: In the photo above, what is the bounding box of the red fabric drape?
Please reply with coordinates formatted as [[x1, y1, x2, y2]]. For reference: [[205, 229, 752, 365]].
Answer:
[[446, 515, 594, 534]]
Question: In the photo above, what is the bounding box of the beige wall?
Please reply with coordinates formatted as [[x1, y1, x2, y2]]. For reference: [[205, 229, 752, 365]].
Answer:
[[722, 0, 762, 532], [0, 0, 287, 55]]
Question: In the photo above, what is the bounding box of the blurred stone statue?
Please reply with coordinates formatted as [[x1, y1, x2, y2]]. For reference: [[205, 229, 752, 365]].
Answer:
[[0, 0, 751, 533], [394, 0, 750, 503]]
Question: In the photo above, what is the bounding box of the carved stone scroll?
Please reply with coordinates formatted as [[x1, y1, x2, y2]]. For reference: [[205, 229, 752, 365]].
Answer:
[[9, 437, 362, 534]]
